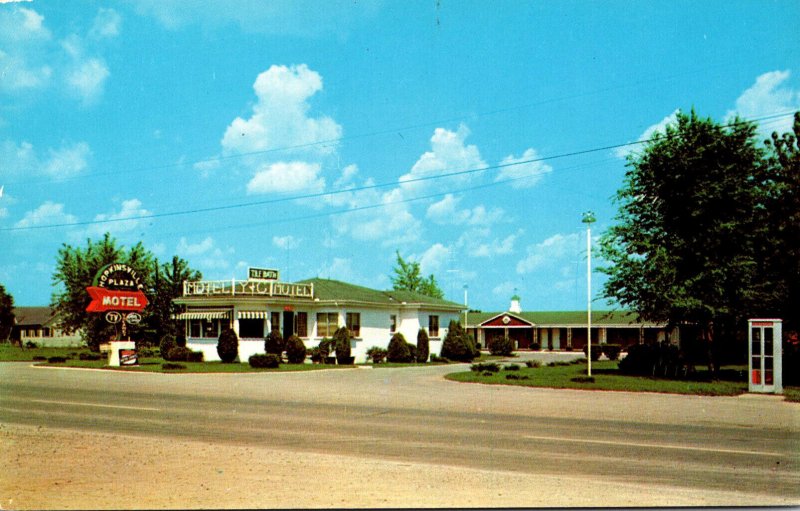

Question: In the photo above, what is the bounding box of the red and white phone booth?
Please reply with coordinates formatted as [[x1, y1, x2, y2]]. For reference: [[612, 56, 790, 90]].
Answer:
[[748, 319, 782, 394]]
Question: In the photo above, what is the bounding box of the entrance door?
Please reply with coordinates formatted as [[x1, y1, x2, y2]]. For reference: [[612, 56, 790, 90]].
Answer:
[[282, 311, 295, 340], [749, 319, 783, 393]]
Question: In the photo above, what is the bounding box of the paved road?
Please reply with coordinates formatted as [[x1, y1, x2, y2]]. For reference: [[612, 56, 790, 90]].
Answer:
[[1, 359, 799, 505]]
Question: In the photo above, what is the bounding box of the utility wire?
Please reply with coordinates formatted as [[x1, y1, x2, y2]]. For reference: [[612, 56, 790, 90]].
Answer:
[[1, 110, 794, 233]]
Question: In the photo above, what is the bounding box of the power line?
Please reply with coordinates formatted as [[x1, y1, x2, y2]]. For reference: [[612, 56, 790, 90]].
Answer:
[[2, 110, 794, 233]]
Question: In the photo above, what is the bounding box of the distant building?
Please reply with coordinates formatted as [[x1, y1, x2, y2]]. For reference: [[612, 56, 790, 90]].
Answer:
[[10, 307, 83, 347], [466, 296, 675, 351], [172, 273, 465, 363]]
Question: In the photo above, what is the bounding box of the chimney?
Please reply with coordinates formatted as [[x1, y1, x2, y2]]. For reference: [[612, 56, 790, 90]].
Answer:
[[509, 293, 522, 314]]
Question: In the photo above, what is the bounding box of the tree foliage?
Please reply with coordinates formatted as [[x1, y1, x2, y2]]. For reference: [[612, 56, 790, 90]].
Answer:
[[416, 328, 430, 363], [387, 332, 413, 362], [599, 110, 799, 370], [334, 326, 352, 364], [440, 320, 478, 362], [50, 233, 201, 351], [390, 251, 444, 299], [217, 328, 239, 363], [0, 284, 14, 342]]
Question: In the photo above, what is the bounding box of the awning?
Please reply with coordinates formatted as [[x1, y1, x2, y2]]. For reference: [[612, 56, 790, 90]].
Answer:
[[175, 310, 230, 320], [238, 311, 267, 319]]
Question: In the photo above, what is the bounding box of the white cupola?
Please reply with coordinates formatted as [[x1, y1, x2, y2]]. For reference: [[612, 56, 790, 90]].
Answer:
[[509, 293, 522, 314]]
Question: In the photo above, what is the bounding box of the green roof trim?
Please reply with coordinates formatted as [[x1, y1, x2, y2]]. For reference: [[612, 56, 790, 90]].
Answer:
[[467, 310, 664, 327], [298, 278, 464, 309]]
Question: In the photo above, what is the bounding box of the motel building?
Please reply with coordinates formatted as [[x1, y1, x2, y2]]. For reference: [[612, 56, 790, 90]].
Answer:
[[466, 295, 675, 351], [172, 270, 465, 363]]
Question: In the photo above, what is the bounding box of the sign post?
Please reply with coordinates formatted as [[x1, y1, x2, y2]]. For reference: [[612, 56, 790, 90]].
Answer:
[[85, 263, 148, 367]]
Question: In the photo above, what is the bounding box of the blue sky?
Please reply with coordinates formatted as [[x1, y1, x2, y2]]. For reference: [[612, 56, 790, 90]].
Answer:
[[1, 0, 799, 312]]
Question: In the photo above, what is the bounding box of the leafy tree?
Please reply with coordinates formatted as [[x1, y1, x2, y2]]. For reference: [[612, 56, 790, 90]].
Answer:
[[762, 112, 800, 333], [148, 256, 202, 343], [598, 110, 779, 373], [416, 328, 429, 363], [51, 233, 154, 351], [0, 284, 14, 342], [390, 251, 444, 299]]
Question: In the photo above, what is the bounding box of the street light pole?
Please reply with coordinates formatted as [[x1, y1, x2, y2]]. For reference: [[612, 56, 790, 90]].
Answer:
[[582, 211, 596, 377]]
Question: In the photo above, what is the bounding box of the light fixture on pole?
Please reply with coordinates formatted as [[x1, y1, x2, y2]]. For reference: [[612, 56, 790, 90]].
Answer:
[[582, 211, 596, 377]]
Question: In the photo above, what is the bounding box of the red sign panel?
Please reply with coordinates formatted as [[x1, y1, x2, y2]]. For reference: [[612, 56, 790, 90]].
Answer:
[[86, 286, 149, 313]]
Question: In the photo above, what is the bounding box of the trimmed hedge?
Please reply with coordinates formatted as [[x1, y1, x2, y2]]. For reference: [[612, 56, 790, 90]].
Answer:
[[488, 336, 514, 356], [161, 362, 186, 370], [470, 362, 500, 373], [285, 335, 307, 364], [366, 346, 387, 364], [249, 353, 280, 368], [416, 328, 430, 363], [441, 320, 478, 362], [159, 335, 176, 361], [334, 326, 352, 365], [167, 346, 203, 362], [387, 333, 413, 363], [217, 328, 239, 363], [265, 330, 285, 356]]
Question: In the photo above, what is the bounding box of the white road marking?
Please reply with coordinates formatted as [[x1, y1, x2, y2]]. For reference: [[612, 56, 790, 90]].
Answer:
[[522, 434, 785, 457], [30, 399, 160, 412]]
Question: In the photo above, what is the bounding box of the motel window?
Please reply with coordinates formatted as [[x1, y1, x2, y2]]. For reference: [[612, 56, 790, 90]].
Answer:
[[296, 312, 308, 338], [390, 315, 397, 333], [189, 319, 222, 338], [346, 312, 361, 337], [316, 312, 338, 338], [270, 312, 281, 333], [428, 315, 440, 337], [239, 318, 264, 339]]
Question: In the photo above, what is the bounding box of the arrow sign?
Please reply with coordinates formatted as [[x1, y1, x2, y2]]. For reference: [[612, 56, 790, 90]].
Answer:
[[86, 286, 149, 313]]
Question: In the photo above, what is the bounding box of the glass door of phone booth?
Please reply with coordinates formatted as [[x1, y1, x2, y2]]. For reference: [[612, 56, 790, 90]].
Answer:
[[748, 319, 783, 394]]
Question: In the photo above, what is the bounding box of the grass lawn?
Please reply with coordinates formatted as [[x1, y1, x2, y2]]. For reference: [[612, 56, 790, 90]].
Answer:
[[446, 360, 759, 397], [0, 344, 92, 362], [40, 356, 355, 373]]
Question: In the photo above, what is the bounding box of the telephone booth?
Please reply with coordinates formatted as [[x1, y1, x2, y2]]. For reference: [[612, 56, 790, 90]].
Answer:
[[748, 319, 782, 394]]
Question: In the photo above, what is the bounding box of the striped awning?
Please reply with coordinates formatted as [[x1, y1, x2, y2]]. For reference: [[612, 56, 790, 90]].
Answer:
[[175, 310, 230, 320], [238, 311, 267, 319]]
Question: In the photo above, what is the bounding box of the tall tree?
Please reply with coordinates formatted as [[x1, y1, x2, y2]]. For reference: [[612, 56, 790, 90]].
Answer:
[[599, 110, 771, 373], [0, 284, 14, 342], [51, 233, 155, 351], [147, 256, 202, 341], [390, 251, 444, 299]]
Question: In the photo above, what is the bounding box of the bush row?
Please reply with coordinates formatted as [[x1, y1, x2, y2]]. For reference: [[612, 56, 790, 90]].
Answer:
[[582, 344, 622, 361]]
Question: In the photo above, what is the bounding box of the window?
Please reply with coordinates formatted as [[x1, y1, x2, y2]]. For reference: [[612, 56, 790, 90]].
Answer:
[[390, 315, 397, 333], [296, 312, 308, 337], [346, 312, 361, 337], [270, 312, 281, 333], [317, 312, 338, 338], [239, 318, 264, 338], [189, 319, 222, 338], [428, 315, 440, 337]]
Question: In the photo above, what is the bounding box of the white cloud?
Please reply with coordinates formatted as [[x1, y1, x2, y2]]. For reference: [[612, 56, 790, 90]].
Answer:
[[14, 201, 77, 228], [419, 243, 450, 275], [176, 236, 234, 272], [90, 8, 121, 39], [615, 110, 680, 159], [273, 235, 300, 250], [317, 257, 355, 282], [727, 70, 800, 136], [42, 141, 91, 178], [399, 124, 486, 194], [492, 281, 518, 299], [247, 161, 325, 194], [0, 139, 91, 178], [427, 194, 505, 227], [87, 199, 151, 237], [0, 7, 50, 42], [221, 64, 341, 158], [496, 148, 552, 188], [65, 56, 109, 105], [0, 49, 52, 90], [516, 232, 579, 274]]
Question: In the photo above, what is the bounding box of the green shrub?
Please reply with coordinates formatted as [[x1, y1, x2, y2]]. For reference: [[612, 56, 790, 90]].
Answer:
[[582, 344, 602, 361], [571, 376, 595, 383], [310, 347, 322, 363], [387, 333, 413, 363], [79, 352, 102, 361], [159, 334, 176, 360], [138, 348, 157, 358], [47, 356, 67, 363], [530, 342, 541, 351], [504, 363, 521, 371], [317, 338, 333, 359], [217, 328, 239, 363], [429, 354, 449, 364], [285, 335, 307, 364], [441, 320, 477, 362], [416, 328, 430, 363], [506, 373, 520, 380], [265, 330, 284, 356], [33, 355, 47, 361], [175, 335, 187, 348], [618, 342, 689, 378], [525, 360, 541, 368], [366, 346, 388, 364], [249, 353, 280, 368], [603, 344, 622, 361], [25, 341, 38, 349], [161, 362, 186, 370], [167, 346, 203, 362], [471, 362, 500, 373], [488, 336, 514, 356], [334, 326, 352, 364]]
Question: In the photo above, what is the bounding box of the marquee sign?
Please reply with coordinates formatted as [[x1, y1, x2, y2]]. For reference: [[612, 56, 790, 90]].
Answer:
[[248, 267, 279, 281], [86, 264, 148, 315], [184, 279, 313, 299]]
